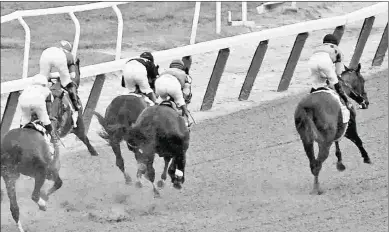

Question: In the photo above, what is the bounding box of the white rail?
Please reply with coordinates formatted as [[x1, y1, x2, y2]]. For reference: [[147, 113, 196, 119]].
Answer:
[[1, 2, 388, 94], [1, 1, 129, 78]]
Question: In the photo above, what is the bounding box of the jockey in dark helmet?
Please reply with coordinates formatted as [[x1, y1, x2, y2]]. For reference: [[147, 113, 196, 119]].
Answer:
[[121, 51, 159, 105], [155, 59, 193, 127], [307, 33, 352, 110], [39, 40, 81, 127]]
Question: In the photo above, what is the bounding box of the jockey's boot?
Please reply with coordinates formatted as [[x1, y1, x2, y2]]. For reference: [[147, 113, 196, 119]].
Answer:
[[65, 82, 81, 127], [44, 123, 55, 155], [145, 92, 158, 105], [334, 82, 352, 110], [179, 104, 191, 127]]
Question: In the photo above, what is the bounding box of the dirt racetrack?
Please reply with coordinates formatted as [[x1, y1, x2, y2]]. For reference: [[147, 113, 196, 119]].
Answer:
[[1, 68, 387, 231]]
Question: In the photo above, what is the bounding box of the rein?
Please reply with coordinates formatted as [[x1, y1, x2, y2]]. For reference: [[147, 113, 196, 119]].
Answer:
[[338, 71, 364, 101]]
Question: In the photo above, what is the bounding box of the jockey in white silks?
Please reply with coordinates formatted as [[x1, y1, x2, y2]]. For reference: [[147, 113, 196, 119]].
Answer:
[[39, 40, 81, 127], [19, 74, 54, 152], [155, 59, 193, 127], [122, 51, 159, 104], [307, 33, 352, 110]]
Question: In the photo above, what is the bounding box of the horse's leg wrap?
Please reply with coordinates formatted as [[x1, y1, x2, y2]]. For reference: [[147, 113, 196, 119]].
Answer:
[[345, 116, 371, 163], [65, 82, 81, 111]]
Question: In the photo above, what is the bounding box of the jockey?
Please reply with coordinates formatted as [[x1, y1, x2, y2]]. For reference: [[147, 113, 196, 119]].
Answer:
[[39, 40, 81, 127], [122, 51, 159, 104], [308, 34, 352, 109], [19, 74, 54, 150], [156, 59, 193, 127]]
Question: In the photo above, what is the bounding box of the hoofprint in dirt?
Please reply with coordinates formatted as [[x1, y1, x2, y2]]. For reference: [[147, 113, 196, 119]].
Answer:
[[1, 67, 387, 231]]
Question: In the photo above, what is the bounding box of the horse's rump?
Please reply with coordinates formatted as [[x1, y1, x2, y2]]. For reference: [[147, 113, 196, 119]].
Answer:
[[295, 92, 346, 143]]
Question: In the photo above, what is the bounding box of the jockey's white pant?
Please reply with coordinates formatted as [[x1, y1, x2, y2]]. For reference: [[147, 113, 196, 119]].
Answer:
[[19, 86, 51, 126], [39, 47, 72, 87], [155, 74, 185, 107], [308, 52, 339, 89], [122, 61, 153, 94]]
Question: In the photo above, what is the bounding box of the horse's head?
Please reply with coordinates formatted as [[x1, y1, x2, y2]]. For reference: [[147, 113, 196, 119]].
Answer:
[[341, 63, 369, 109], [182, 56, 192, 75]]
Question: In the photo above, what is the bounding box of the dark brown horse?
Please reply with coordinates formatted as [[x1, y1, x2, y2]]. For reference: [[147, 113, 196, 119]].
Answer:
[[94, 94, 151, 184], [48, 58, 99, 156], [1, 121, 62, 232], [125, 102, 190, 198], [294, 63, 371, 195]]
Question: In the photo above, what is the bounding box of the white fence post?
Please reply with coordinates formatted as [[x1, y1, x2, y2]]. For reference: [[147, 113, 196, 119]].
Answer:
[[190, 2, 201, 45], [69, 12, 80, 58], [216, 2, 221, 34], [112, 5, 123, 60], [17, 17, 31, 79], [242, 2, 247, 22]]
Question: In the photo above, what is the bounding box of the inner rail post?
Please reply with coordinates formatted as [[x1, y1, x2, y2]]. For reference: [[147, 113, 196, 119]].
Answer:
[[69, 12, 80, 58], [239, 40, 269, 101], [372, 23, 388, 66], [200, 48, 230, 111], [17, 16, 31, 79], [112, 4, 123, 60], [349, 16, 375, 69], [83, 74, 106, 134], [277, 32, 309, 92]]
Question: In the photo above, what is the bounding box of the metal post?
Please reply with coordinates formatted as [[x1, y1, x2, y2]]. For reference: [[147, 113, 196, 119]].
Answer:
[[17, 17, 30, 79], [349, 16, 375, 69], [200, 48, 230, 111], [0, 92, 21, 140], [83, 74, 106, 134], [242, 2, 247, 22], [239, 40, 269, 101], [372, 23, 388, 67], [216, 2, 221, 34], [190, 2, 201, 45], [69, 12, 80, 58], [277, 32, 309, 92], [112, 5, 123, 60]]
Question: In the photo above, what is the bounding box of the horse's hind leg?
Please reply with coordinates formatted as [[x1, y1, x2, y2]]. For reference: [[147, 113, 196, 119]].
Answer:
[[345, 117, 371, 164], [73, 120, 99, 156], [32, 169, 48, 211], [335, 141, 346, 171], [157, 157, 171, 189], [3, 172, 25, 232], [310, 143, 331, 195], [46, 171, 63, 198], [144, 155, 160, 198], [112, 141, 132, 184]]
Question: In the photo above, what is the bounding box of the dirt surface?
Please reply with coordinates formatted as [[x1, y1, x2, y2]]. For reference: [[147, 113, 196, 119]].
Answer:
[[1, 2, 388, 232], [1, 69, 387, 232]]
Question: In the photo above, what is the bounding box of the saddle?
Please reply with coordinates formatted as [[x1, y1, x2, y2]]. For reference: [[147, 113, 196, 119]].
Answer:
[[23, 120, 46, 136], [310, 86, 350, 123]]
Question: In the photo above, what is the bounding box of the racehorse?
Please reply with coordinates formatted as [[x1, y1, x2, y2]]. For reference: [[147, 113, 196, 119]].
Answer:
[[294, 63, 371, 195], [93, 61, 160, 184], [94, 56, 192, 186], [1, 121, 62, 232], [125, 102, 190, 198], [48, 58, 99, 156]]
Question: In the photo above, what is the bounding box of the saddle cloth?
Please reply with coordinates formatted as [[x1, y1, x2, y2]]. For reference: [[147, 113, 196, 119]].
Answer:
[[127, 92, 155, 106], [23, 120, 46, 136], [311, 87, 350, 123]]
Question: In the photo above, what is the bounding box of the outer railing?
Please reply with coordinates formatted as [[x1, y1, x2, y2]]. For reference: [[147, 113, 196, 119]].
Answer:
[[1, 2, 388, 138]]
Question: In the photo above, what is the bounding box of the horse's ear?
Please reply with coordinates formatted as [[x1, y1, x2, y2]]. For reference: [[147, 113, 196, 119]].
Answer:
[[357, 63, 361, 72], [344, 65, 350, 72]]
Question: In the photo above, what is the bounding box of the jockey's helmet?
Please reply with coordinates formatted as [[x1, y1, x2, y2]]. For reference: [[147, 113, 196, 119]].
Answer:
[[169, 59, 185, 71], [32, 74, 49, 87], [323, 34, 339, 46], [140, 51, 154, 63], [60, 40, 72, 52]]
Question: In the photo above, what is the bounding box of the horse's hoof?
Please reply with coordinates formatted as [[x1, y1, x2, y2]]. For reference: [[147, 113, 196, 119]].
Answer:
[[364, 158, 372, 164], [39, 204, 47, 211], [153, 190, 161, 199], [336, 162, 346, 172], [91, 152, 99, 157], [135, 181, 143, 188], [310, 189, 324, 195], [157, 180, 165, 189], [173, 182, 182, 190], [124, 174, 132, 185]]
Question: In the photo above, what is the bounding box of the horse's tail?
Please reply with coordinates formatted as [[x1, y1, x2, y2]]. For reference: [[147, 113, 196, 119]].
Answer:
[[294, 107, 323, 143], [93, 111, 129, 144]]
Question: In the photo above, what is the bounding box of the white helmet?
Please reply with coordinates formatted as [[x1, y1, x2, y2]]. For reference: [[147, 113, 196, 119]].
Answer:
[[32, 74, 49, 87]]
